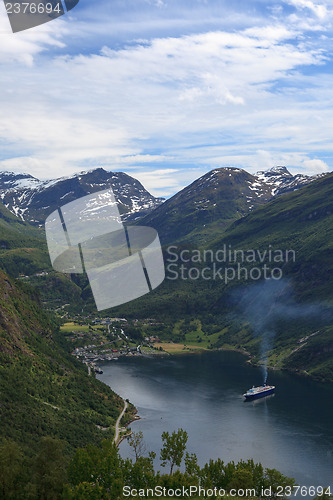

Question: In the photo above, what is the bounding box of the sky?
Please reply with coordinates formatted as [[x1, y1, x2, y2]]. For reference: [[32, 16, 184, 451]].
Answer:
[[0, 0, 333, 197]]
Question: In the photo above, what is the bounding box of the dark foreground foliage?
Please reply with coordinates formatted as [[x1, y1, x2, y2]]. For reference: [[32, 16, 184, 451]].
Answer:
[[0, 429, 305, 500]]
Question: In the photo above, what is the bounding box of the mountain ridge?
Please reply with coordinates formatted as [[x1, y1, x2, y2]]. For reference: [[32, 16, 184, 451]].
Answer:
[[256, 165, 325, 196], [140, 165, 328, 245], [0, 167, 164, 225], [1, 167, 333, 381], [111, 173, 333, 381]]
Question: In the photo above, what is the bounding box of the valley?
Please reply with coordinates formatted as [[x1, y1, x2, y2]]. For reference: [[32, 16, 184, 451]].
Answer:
[[0, 163, 333, 497], [2, 1, 333, 495], [1, 165, 332, 384]]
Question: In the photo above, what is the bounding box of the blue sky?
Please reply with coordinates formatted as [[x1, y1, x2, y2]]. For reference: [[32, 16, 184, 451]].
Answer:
[[0, 0, 332, 196]]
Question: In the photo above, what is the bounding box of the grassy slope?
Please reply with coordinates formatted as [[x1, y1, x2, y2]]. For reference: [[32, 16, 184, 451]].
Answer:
[[0, 202, 50, 276], [140, 168, 272, 246], [210, 173, 333, 379], [0, 270, 124, 455], [0, 201, 45, 245], [216, 172, 333, 301]]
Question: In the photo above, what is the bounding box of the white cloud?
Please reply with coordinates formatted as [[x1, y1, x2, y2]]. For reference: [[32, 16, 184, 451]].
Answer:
[[196, 151, 331, 177], [301, 158, 329, 173], [115, 154, 173, 164], [130, 167, 206, 196], [284, 0, 328, 20], [0, 9, 67, 65], [0, 5, 332, 196], [0, 156, 45, 175], [145, 0, 166, 7]]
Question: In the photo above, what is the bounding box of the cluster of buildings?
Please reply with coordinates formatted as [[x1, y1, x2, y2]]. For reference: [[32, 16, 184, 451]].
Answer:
[[72, 343, 141, 366]]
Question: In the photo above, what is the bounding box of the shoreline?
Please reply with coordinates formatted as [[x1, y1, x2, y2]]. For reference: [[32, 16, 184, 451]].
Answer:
[[100, 343, 332, 384], [115, 402, 141, 447], [154, 343, 333, 384], [221, 346, 332, 384], [104, 346, 332, 449], [118, 413, 142, 444]]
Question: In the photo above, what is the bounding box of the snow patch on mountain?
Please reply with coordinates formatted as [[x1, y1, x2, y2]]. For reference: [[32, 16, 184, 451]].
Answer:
[[255, 166, 323, 196], [0, 168, 164, 225]]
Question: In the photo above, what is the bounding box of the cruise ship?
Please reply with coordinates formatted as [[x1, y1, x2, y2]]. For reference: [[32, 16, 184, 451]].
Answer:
[[243, 383, 275, 400]]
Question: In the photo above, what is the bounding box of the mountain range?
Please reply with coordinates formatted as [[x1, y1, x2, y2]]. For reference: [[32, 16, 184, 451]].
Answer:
[[0, 166, 323, 234], [140, 166, 326, 245], [0, 164, 332, 382], [118, 171, 333, 316], [0, 167, 164, 226], [0, 164, 324, 275]]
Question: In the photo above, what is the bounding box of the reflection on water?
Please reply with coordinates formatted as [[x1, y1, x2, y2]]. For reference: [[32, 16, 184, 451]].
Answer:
[[244, 393, 275, 405], [98, 351, 333, 489]]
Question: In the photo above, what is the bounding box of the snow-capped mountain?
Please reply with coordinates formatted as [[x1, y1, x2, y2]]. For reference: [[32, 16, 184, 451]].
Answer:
[[141, 166, 328, 245], [141, 167, 273, 245], [255, 166, 325, 196], [0, 165, 326, 237], [0, 168, 164, 225]]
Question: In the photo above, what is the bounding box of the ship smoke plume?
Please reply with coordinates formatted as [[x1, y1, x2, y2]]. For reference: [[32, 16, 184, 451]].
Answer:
[[231, 278, 332, 383]]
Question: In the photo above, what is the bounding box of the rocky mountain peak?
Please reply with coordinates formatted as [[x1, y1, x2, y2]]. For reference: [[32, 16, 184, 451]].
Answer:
[[0, 168, 164, 225], [256, 166, 313, 196], [258, 166, 292, 177]]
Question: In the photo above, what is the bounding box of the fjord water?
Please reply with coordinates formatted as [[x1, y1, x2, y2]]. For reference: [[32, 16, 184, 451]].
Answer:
[[98, 351, 333, 489]]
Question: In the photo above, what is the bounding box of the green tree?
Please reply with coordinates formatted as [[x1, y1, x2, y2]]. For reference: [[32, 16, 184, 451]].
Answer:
[[63, 481, 104, 499], [127, 431, 146, 462], [122, 455, 156, 490], [33, 437, 68, 500], [159, 469, 198, 490], [184, 452, 200, 478], [160, 428, 188, 475], [0, 439, 25, 500], [67, 439, 123, 499], [67, 445, 101, 486], [235, 459, 265, 494], [228, 468, 255, 492], [263, 468, 295, 499], [199, 458, 229, 489]]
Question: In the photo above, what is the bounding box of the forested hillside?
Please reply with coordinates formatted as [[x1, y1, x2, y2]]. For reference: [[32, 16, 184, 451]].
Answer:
[[0, 270, 123, 454]]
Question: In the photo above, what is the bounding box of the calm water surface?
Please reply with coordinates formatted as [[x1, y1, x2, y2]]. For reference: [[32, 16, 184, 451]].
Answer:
[[97, 351, 333, 489]]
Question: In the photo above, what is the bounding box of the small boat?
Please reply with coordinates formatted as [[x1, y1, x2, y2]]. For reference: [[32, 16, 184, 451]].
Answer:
[[243, 383, 275, 400]]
